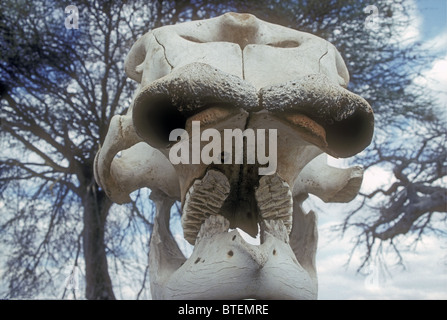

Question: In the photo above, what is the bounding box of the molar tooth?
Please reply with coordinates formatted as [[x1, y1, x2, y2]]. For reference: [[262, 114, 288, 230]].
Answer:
[[255, 174, 293, 234], [182, 170, 230, 244], [259, 197, 292, 211]]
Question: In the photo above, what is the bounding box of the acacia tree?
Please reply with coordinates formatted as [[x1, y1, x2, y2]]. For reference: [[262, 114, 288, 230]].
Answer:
[[1, 0, 444, 299], [338, 111, 446, 270], [328, 1, 446, 269]]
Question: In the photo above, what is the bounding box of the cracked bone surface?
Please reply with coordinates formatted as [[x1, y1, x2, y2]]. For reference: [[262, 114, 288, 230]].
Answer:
[[94, 12, 374, 299]]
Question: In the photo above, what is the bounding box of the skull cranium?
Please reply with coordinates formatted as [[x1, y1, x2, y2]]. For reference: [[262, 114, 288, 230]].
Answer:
[[94, 12, 373, 299]]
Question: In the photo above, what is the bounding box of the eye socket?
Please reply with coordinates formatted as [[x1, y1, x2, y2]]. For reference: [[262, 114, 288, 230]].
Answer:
[[266, 40, 300, 48], [133, 96, 187, 149]]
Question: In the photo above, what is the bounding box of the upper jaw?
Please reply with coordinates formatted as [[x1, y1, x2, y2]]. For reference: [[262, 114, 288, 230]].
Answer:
[[132, 63, 373, 158], [175, 109, 323, 242], [131, 62, 373, 242]]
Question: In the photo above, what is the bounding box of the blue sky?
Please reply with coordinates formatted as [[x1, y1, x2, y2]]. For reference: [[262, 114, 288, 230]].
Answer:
[[413, 0, 447, 111]]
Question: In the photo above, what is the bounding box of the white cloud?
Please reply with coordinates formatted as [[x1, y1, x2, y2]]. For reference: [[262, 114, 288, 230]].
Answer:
[[383, 0, 423, 46], [362, 165, 396, 195], [316, 217, 447, 300]]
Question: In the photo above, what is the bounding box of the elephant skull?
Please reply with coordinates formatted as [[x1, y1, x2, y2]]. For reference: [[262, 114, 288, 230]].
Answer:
[[94, 12, 373, 299]]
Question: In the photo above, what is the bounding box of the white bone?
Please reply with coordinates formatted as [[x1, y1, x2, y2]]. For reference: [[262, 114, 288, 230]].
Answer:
[[293, 153, 364, 203], [94, 114, 179, 203], [95, 12, 373, 300]]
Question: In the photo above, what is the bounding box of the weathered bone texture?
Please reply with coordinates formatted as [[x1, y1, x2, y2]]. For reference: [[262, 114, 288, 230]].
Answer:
[[94, 12, 374, 300], [94, 114, 180, 203]]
